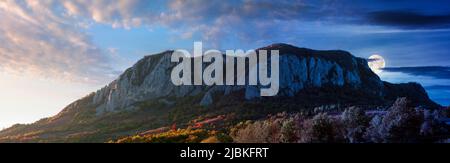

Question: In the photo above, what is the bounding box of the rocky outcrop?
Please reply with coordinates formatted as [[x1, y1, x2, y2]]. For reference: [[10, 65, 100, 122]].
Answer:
[[0, 43, 440, 143], [89, 43, 435, 115]]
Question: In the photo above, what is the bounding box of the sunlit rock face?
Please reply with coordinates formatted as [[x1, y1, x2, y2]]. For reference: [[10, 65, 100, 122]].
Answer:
[[93, 51, 209, 114], [90, 44, 425, 115]]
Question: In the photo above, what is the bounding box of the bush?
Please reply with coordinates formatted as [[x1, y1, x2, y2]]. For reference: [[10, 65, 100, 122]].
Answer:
[[230, 113, 306, 143], [420, 109, 450, 142], [364, 115, 384, 143], [365, 98, 423, 143], [115, 129, 210, 143], [280, 118, 298, 143], [300, 113, 339, 143], [229, 98, 445, 143], [341, 107, 369, 143], [201, 136, 220, 143], [230, 120, 277, 143]]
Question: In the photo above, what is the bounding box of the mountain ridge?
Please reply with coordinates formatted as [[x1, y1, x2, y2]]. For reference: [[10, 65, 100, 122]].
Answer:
[[0, 43, 440, 142]]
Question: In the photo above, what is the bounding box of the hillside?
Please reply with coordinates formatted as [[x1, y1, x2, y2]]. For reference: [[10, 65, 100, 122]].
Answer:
[[0, 43, 440, 143]]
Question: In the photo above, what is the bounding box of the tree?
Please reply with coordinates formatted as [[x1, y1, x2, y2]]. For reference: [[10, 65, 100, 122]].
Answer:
[[364, 115, 384, 143], [305, 113, 337, 143], [365, 98, 423, 143], [230, 120, 274, 143], [280, 118, 297, 143], [341, 107, 369, 143]]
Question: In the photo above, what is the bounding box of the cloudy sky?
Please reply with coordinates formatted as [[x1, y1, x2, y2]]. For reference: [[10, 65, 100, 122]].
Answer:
[[1, 0, 450, 128]]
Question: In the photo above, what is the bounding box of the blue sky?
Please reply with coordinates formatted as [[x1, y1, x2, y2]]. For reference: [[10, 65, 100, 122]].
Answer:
[[0, 0, 450, 128]]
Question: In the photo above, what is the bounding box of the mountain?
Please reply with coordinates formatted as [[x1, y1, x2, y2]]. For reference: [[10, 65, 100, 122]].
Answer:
[[0, 43, 439, 142]]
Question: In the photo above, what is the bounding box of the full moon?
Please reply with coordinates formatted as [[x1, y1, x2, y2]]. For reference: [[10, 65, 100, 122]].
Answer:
[[368, 54, 386, 74]]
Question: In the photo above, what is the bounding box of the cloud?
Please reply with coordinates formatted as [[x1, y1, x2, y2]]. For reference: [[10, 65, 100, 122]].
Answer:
[[0, 0, 115, 84], [1, 0, 326, 84], [425, 85, 450, 90], [158, 0, 292, 43], [2, 0, 450, 84], [57, 0, 354, 45], [366, 10, 450, 29], [367, 58, 382, 62], [59, 0, 162, 29], [383, 66, 450, 80]]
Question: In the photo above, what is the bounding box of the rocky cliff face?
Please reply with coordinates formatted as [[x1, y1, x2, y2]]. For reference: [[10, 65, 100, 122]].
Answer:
[[90, 43, 435, 115], [0, 43, 439, 143]]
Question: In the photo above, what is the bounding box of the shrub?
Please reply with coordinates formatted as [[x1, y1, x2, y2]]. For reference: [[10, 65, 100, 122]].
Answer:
[[420, 109, 450, 142], [201, 136, 220, 143], [230, 120, 275, 143], [229, 98, 441, 143], [364, 115, 384, 143], [301, 113, 338, 143], [341, 107, 369, 143], [365, 98, 423, 143], [280, 118, 298, 143], [230, 113, 305, 143], [115, 129, 210, 143]]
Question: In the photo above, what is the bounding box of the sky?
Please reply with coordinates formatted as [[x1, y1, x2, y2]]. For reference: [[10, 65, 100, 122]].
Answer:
[[1, 0, 450, 129]]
